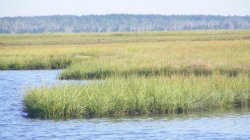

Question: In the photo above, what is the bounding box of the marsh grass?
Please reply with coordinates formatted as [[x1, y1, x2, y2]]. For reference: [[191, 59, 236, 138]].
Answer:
[[2, 30, 249, 119], [23, 75, 250, 119], [0, 56, 72, 70], [1, 30, 249, 46], [1, 30, 250, 71], [59, 58, 250, 80]]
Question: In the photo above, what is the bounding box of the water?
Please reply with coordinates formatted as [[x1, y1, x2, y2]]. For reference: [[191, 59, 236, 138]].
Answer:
[[0, 70, 250, 140]]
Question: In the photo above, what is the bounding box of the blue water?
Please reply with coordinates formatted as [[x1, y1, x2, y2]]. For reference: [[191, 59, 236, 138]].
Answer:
[[0, 70, 250, 140]]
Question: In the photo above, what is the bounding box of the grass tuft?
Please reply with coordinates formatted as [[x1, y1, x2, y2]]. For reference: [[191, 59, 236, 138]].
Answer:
[[23, 75, 250, 119]]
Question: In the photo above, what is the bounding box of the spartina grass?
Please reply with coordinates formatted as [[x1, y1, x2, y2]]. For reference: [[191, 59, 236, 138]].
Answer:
[[24, 75, 250, 119]]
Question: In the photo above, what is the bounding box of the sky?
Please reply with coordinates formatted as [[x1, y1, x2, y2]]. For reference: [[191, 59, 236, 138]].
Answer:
[[0, 0, 250, 17]]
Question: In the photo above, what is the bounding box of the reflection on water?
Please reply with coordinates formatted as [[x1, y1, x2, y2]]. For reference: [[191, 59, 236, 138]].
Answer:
[[0, 70, 250, 139]]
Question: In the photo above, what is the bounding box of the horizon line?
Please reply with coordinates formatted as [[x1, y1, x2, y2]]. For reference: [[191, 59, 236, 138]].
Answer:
[[1, 14, 250, 18]]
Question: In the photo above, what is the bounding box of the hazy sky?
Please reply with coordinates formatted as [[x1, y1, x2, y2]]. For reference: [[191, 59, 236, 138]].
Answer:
[[0, 0, 250, 17]]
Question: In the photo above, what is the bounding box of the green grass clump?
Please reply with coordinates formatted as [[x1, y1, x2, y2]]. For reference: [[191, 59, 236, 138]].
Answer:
[[0, 56, 72, 70], [23, 75, 250, 119]]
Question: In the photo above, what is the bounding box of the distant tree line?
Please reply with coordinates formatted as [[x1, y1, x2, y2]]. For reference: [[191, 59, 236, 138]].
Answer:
[[0, 14, 250, 33]]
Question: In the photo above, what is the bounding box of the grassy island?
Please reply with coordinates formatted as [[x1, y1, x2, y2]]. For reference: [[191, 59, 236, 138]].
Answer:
[[1, 30, 249, 119]]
